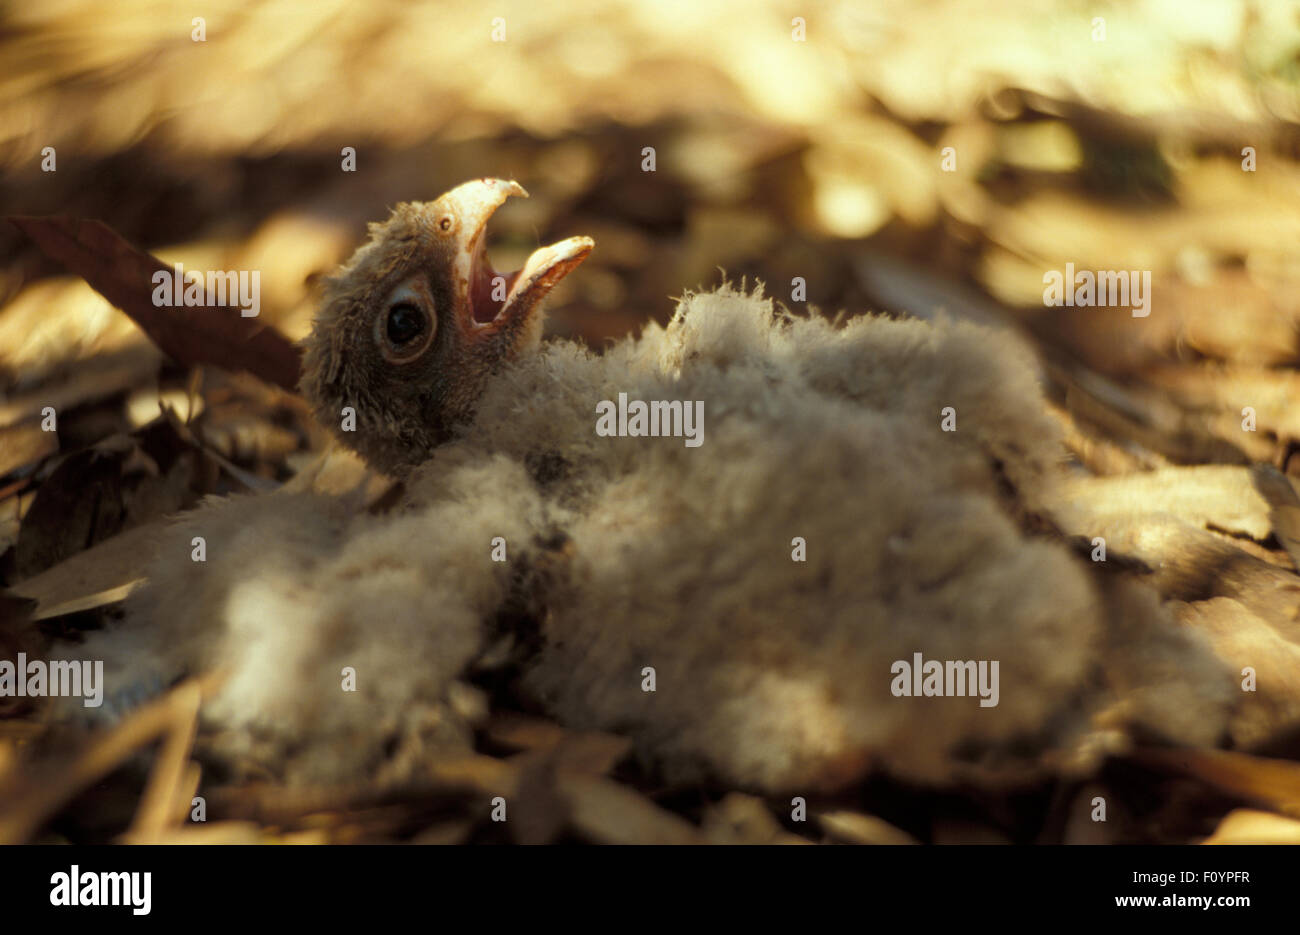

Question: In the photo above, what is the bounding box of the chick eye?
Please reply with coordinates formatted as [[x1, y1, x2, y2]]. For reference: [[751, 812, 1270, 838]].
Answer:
[[375, 287, 436, 362], [386, 303, 425, 346]]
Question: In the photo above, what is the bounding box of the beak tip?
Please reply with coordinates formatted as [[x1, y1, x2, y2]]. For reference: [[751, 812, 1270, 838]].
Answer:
[[442, 178, 529, 219], [488, 178, 528, 199]]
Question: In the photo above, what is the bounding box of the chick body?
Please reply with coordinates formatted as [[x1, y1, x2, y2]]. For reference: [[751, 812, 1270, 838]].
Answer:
[[446, 286, 1105, 786], [56, 218, 1235, 788]]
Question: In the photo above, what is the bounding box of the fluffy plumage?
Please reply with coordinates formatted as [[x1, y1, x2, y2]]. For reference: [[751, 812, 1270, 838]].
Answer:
[[429, 285, 1231, 786], [67, 461, 543, 783], [60, 282, 1234, 790]]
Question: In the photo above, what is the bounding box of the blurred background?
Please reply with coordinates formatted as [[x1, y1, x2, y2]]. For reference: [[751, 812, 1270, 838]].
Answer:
[[4, 0, 1300, 845], [2, 0, 1300, 575]]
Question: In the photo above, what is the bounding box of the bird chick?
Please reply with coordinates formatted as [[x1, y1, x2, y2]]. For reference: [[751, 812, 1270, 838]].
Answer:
[[439, 285, 1233, 788], [65, 462, 544, 785], [60, 182, 1233, 792], [301, 178, 593, 477]]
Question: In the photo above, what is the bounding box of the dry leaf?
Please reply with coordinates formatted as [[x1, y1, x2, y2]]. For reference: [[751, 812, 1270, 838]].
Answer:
[[0, 422, 58, 478], [817, 809, 920, 845], [9, 217, 301, 391], [1134, 748, 1300, 818], [1203, 808, 1300, 844], [702, 793, 810, 845], [6, 520, 164, 617], [556, 773, 700, 845]]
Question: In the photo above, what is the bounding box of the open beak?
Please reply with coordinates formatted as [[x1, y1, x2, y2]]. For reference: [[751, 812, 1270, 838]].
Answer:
[[441, 178, 594, 331]]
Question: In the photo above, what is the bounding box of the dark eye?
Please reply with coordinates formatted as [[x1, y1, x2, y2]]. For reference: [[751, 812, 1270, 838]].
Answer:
[[386, 302, 425, 346], [375, 291, 436, 363]]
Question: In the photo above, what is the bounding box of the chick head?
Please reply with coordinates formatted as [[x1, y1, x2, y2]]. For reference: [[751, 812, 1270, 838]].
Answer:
[[301, 179, 593, 475]]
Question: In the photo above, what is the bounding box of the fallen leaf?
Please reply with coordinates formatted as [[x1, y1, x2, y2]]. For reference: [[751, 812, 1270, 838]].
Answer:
[[1203, 808, 1300, 844], [702, 793, 810, 845], [557, 773, 700, 845], [489, 713, 631, 776], [12, 419, 202, 580], [1134, 748, 1300, 818], [0, 675, 222, 844], [6, 520, 164, 617], [8, 217, 301, 391], [817, 809, 920, 845], [0, 422, 58, 479]]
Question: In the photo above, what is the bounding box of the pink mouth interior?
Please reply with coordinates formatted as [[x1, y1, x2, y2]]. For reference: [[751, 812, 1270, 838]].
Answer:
[[468, 236, 520, 324], [467, 233, 585, 326]]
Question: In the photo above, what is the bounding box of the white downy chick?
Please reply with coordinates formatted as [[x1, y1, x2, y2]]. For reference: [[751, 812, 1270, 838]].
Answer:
[[444, 284, 1233, 789], [54, 181, 1235, 790], [68, 459, 543, 784]]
